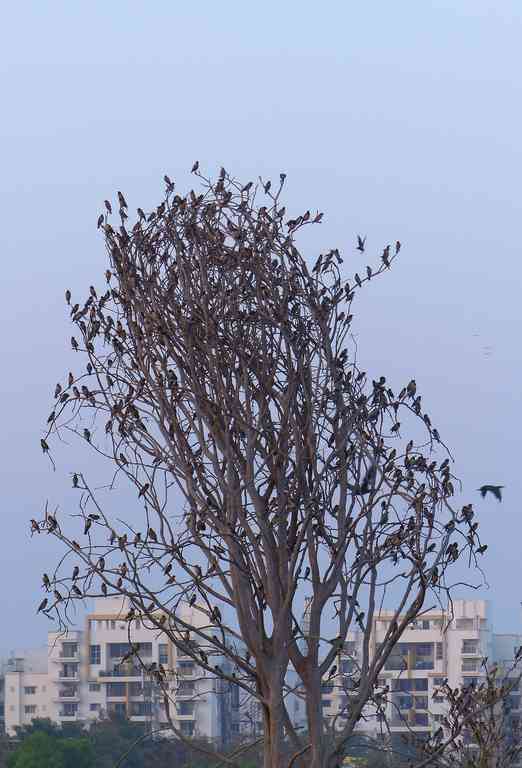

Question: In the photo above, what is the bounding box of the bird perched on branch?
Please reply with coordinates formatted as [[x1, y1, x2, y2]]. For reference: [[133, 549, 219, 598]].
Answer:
[[348, 459, 377, 495], [478, 485, 504, 502]]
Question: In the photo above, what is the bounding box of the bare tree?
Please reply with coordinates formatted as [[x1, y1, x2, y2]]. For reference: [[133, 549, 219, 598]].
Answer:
[[37, 166, 484, 768]]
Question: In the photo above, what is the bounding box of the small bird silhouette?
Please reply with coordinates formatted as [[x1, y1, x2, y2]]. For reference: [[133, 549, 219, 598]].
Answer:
[[356, 235, 366, 252], [37, 598, 48, 613], [478, 485, 504, 502]]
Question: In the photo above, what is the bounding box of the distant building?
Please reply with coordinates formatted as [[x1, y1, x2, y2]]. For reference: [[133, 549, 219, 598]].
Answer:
[[2, 597, 521, 745], [322, 599, 493, 740], [3, 598, 239, 743]]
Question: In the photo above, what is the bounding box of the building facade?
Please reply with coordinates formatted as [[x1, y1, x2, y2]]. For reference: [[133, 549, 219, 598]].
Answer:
[[323, 599, 496, 740], [3, 598, 239, 743], [2, 598, 521, 745]]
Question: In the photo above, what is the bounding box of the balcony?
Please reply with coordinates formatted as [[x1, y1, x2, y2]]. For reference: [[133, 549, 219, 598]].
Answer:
[[56, 690, 79, 700], [177, 667, 196, 677], [59, 651, 79, 660], [99, 667, 142, 678], [461, 647, 481, 657], [58, 672, 79, 680]]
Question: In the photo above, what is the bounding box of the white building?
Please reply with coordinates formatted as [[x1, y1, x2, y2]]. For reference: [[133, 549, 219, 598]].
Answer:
[[3, 598, 239, 743], [322, 599, 494, 740], [3, 648, 50, 734]]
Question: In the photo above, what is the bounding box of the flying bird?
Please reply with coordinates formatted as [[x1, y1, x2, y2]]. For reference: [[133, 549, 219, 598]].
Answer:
[[478, 485, 503, 502], [356, 235, 366, 252]]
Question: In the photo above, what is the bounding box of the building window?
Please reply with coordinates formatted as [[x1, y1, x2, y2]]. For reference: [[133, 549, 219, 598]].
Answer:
[[111, 620, 116, 630], [462, 640, 479, 654], [179, 721, 194, 736], [108, 702, 126, 715], [24, 705, 37, 714], [393, 678, 428, 692], [61, 702, 79, 716], [159, 644, 168, 665], [109, 642, 152, 658], [24, 686, 36, 695], [107, 682, 126, 697], [177, 701, 195, 716], [456, 618, 474, 630], [130, 701, 152, 716], [61, 642, 78, 658], [436, 642, 443, 660], [89, 683, 101, 692], [90, 645, 101, 665], [128, 682, 143, 697], [90, 703, 101, 712], [433, 677, 446, 687]]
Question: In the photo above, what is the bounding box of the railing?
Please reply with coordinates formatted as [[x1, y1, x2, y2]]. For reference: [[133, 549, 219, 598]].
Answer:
[[59, 672, 78, 679], [58, 690, 79, 699], [59, 651, 79, 659], [99, 667, 142, 678]]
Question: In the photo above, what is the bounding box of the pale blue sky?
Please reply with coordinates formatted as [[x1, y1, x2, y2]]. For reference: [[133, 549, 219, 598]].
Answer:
[[1, 1, 521, 653]]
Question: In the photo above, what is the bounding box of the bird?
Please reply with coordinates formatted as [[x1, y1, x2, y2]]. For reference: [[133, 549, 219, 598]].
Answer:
[[72, 566, 79, 580], [477, 485, 504, 502], [191, 160, 199, 173], [356, 236, 366, 252], [349, 459, 378, 495], [37, 598, 48, 613], [42, 573, 51, 590], [104, 200, 112, 214], [65, 290, 71, 304], [406, 379, 416, 398]]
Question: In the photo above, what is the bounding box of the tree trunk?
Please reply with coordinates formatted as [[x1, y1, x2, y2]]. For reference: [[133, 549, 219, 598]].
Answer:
[[304, 673, 326, 768], [262, 695, 285, 768]]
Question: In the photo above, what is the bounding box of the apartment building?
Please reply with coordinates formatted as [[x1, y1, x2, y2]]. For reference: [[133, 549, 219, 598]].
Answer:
[[322, 599, 494, 739], [3, 598, 239, 742], [3, 648, 50, 734], [3, 598, 520, 744]]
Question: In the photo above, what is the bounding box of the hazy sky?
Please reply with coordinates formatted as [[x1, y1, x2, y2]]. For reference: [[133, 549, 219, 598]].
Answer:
[[1, 1, 521, 654]]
